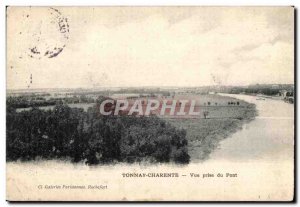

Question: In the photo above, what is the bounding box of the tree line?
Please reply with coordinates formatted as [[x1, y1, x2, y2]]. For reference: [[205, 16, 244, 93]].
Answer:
[[6, 103, 190, 164]]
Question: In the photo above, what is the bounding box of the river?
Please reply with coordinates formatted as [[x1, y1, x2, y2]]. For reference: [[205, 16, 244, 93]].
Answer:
[[210, 94, 294, 162]]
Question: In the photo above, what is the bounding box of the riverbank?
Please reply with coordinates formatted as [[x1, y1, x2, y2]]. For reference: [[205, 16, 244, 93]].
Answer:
[[166, 94, 257, 161], [209, 93, 294, 162]]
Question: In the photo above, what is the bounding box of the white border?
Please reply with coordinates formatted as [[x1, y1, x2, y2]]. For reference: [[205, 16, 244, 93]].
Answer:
[[0, 0, 298, 6]]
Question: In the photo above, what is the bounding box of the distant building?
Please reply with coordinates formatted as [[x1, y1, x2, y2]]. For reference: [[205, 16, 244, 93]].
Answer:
[[280, 90, 294, 104], [271, 84, 279, 89]]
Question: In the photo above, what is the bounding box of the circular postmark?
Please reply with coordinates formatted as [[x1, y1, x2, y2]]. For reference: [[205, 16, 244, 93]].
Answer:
[[24, 7, 69, 59]]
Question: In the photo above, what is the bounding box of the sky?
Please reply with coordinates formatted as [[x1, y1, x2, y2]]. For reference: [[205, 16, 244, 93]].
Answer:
[[7, 7, 294, 89]]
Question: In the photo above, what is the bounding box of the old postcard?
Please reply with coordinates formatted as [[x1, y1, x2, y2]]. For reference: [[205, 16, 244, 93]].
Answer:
[[6, 6, 294, 201]]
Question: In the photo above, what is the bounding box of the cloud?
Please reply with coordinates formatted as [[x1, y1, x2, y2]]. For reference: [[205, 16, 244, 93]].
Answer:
[[7, 7, 294, 89]]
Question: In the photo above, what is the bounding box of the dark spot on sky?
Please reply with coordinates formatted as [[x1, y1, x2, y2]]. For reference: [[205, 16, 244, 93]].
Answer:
[[58, 17, 70, 34], [24, 7, 69, 59], [44, 45, 65, 58], [48, 47, 64, 58], [29, 47, 40, 55], [50, 7, 62, 15]]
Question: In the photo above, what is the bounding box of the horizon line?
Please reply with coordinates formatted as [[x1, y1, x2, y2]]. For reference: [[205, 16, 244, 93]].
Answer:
[[6, 83, 295, 92]]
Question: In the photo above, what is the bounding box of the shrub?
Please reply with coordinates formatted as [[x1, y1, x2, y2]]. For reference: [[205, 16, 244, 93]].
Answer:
[[7, 104, 190, 165]]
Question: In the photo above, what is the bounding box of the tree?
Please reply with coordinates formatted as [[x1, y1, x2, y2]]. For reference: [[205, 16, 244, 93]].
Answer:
[[203, 111, 209, 119]]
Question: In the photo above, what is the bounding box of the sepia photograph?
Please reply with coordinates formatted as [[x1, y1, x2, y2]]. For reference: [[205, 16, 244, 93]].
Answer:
[[5, 6, 295, 201]]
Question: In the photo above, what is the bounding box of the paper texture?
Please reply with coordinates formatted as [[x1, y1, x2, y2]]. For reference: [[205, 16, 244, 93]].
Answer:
[[6, 6, 294, 201]]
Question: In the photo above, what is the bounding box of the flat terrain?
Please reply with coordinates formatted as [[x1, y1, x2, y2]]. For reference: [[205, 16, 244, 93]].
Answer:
[[7, 94, 294, 201], [165, 94, 257, 161]]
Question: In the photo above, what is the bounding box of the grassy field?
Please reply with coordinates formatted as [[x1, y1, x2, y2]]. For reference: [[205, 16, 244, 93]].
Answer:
[[165, 94, 257, 161], [12, 93, 257, 162], [16, 103, 94, 112]]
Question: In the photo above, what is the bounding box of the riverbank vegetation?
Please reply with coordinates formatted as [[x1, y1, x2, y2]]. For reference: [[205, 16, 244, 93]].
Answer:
[[6, 94, 256, 165], [6, 104, 190, 164], [166, 95, 257, 161]]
